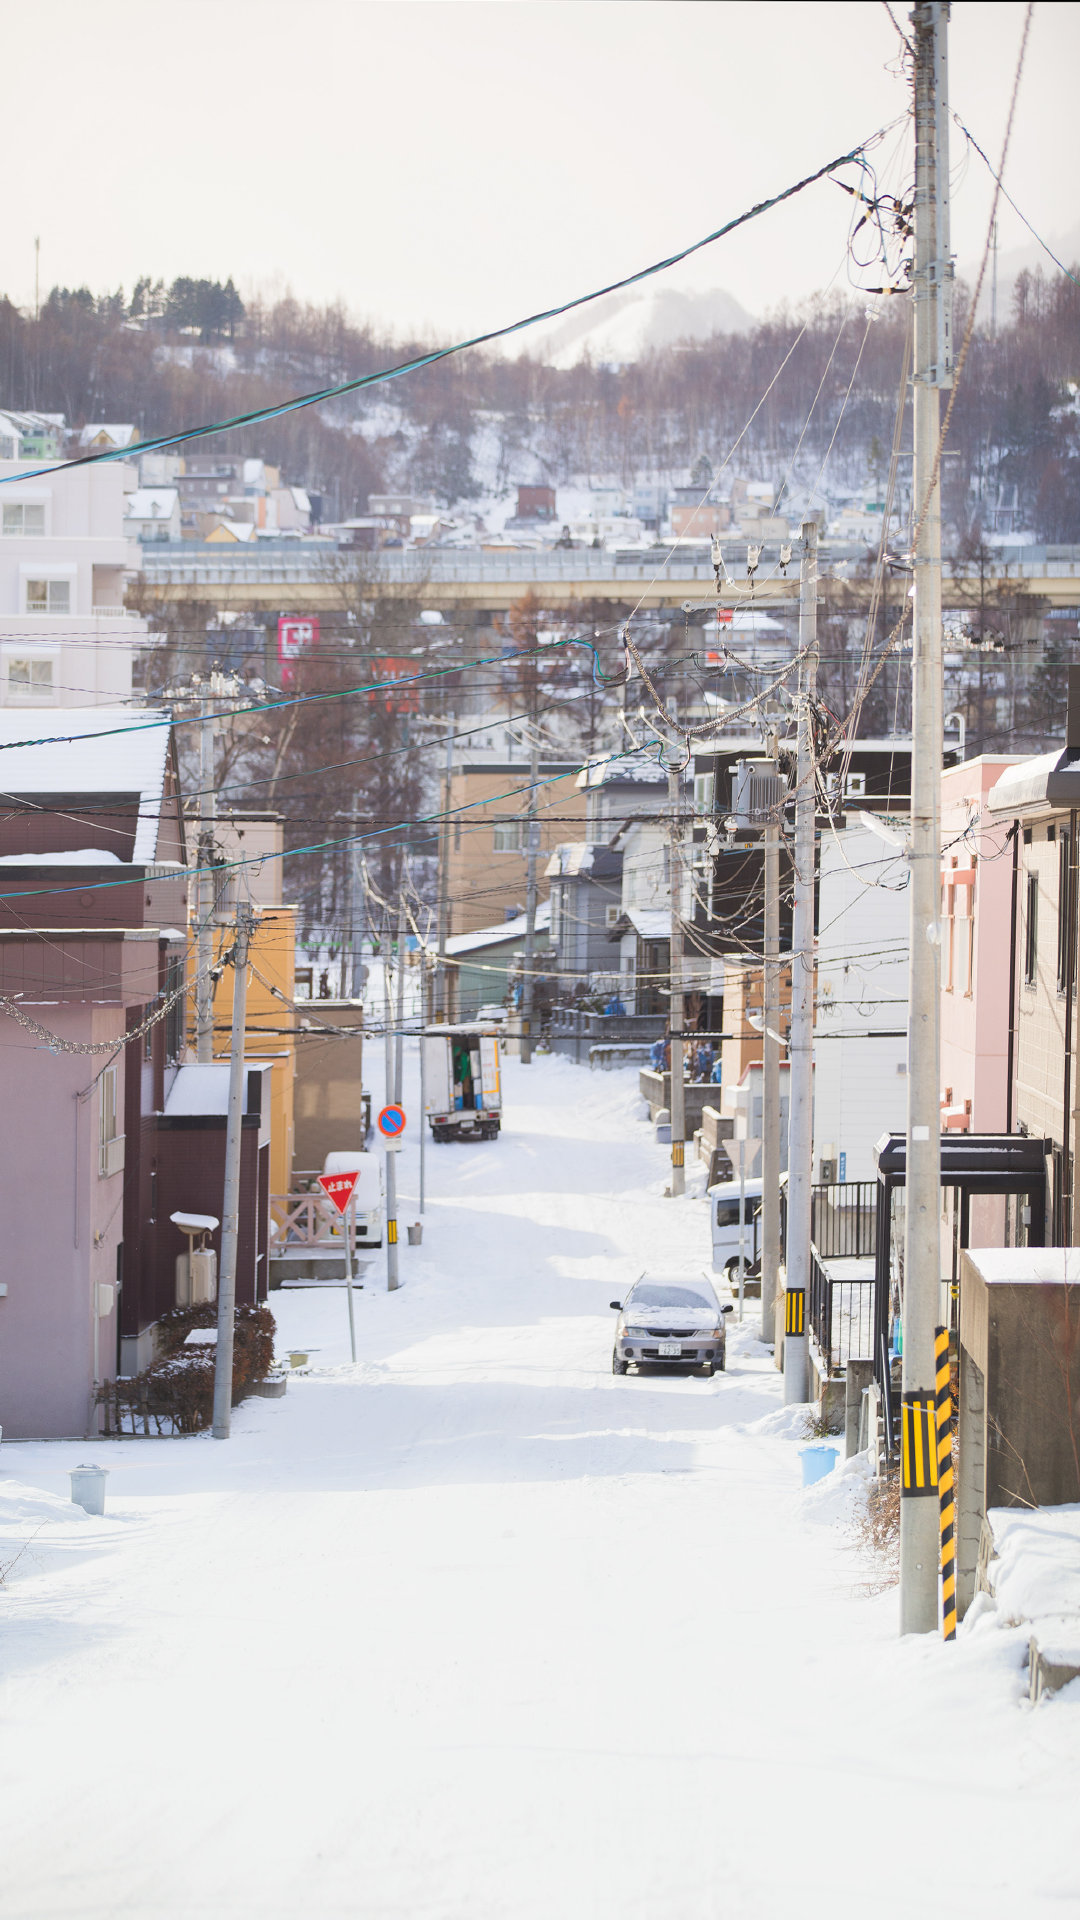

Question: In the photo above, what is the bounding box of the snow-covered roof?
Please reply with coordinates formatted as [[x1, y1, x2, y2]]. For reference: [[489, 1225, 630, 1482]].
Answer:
[[0, 707, 173, 863], [77, 423, 136, 449], [577, 751, 671, 790], [987, 748, 1080, 815], [545, 842, 593, 878], [125, 488, 179, 519], [445, 900, 551, 956], [621, 907, 670, 940]]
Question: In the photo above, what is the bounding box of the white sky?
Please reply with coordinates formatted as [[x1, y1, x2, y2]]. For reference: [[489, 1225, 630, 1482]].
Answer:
[[5, 1, 1078, 340]]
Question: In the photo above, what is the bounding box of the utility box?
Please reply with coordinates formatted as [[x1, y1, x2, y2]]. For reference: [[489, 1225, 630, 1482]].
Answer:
[[175, 1248, 217, 1307], [957, 1247, 1080, 1618]]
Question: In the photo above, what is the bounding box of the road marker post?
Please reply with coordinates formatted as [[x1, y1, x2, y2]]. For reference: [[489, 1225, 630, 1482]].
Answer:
[[935, 1325, 956, 1640]]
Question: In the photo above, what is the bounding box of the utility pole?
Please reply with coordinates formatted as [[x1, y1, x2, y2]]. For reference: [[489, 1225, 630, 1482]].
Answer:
[[783, 520, 819, 1403], [383, 913, 400, 1290], [394, 888, 407, 1105], [760, 732, 782, 1343], [195, 690, 218, 1062], [667, 764, 686, 1196], [212, 902, 255, 1440], [434, 724, 453, 1022], [520, 729, 540, 1065], [901, 0, 952, 1636]]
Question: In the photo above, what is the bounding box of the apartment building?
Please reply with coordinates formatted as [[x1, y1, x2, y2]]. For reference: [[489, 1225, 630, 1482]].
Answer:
[[0, 455, 147, 707]]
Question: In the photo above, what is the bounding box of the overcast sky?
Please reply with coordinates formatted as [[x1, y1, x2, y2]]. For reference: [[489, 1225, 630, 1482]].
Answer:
[[5, 1, 1077, 341]]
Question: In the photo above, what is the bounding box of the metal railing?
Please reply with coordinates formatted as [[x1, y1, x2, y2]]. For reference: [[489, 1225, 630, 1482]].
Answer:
[[809, 1180, 877, 1258], [808, 1243, 876, 1373]]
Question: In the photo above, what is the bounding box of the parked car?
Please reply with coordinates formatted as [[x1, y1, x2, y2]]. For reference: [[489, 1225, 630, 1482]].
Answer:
[[609, 1273, 733, 1378], [708, 1175, 762, 1286], [322, 1151, 384, 1249]]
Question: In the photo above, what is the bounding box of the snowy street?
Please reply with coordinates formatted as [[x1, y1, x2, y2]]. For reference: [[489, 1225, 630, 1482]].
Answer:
[[2, 1054, 1079, 1919]]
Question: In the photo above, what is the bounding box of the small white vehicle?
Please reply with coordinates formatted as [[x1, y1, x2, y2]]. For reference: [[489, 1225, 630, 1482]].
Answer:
[[422, 1024, 503, 1141], [708, 1174, 763, 1283], [475, 1002, 508, 1025], [322, 1151, 384, 1249]]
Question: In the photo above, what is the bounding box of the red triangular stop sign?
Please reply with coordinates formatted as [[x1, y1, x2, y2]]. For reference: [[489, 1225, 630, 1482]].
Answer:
[[317, 1169, 360, 1215]]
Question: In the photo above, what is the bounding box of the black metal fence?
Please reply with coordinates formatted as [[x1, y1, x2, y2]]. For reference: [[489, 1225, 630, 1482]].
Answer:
[[810, 1181, 877, 1258], [547, 1007, 666, 1064], [808, 1244, 876, 1372]]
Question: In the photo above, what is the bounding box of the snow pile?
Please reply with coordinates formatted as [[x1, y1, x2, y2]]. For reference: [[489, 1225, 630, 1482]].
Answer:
[[975, 1504, 1080, 1666], [800, 1449, 874, 1530]]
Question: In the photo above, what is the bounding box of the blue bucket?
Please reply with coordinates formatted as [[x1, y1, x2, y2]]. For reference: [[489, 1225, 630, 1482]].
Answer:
[[800, 1444, 838, 1487]]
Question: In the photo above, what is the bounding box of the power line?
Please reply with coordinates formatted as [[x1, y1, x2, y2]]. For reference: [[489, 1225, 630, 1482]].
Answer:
[[3, 135, 894, 489]]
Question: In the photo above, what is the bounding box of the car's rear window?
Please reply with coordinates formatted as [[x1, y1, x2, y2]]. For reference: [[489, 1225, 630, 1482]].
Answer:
[[629, 1285, 714, 1310]]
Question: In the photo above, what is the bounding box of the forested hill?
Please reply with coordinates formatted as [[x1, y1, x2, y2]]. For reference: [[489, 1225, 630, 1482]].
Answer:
[[0, 266, 1078, 541]]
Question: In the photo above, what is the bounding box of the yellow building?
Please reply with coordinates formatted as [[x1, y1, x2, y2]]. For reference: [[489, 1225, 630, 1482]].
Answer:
[[211, 905, 298, 1202]]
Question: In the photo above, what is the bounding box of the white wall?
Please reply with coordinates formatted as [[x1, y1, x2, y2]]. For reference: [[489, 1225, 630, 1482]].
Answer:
[[0, 458, 146, 705], [812, 822, 910, 1184]]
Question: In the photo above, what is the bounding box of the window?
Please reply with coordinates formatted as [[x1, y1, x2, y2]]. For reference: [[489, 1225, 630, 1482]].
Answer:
[[694, 772, 715, 816], [98, 1065, 125, 1178], [7, 658, 54, 702], [25, 578, 70, 613], [493, 820, 523, 852], [3, 502, 45, 535], [1024, 872, 1039, 987], [1058, 832, 1074, 995], [550, 887, 562, 944]]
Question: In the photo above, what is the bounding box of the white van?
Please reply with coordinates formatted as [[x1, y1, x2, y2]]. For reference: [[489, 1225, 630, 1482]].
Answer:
[[707, 1174, 763, 1281], [322, 1151, 384, 1250]]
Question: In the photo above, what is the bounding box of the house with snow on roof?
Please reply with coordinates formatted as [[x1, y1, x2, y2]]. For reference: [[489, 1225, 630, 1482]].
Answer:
[[0, 708, 189, 1438]]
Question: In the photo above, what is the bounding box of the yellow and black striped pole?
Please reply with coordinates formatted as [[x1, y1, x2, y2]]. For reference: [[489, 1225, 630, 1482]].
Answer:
[[672, 1140, 685, 1172], [784, 1288, 805, 1337], [935, 1325, 956, 1641], [900, 1393, 938, 1497], [387, 1218, 398, 1246]]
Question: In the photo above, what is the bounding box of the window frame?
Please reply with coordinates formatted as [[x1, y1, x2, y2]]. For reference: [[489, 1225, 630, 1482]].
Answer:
[[1024, 871, 1039, 988]]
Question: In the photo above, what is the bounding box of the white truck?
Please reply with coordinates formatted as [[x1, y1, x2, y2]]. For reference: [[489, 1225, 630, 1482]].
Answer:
[[422, 1024, 503, 1141]]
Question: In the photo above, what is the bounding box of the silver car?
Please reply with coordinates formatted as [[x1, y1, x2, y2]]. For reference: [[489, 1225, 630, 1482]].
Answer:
[[610, 1274, 733, 1378]]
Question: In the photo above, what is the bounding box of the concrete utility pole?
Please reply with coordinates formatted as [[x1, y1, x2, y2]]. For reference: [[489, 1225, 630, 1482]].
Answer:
[[189, 668, 247, 1063], [212, 901, 255, 1440], [195, 690, 219, 1062], [383, 914, 400, 1291], [760, 733, 782, 1344], [434, 724, 453, 1021], [783, 521, 819, 1404], [667, 764, 686, 1196], [901, 0, 952, 1636], [520, 730, 540, 1065]]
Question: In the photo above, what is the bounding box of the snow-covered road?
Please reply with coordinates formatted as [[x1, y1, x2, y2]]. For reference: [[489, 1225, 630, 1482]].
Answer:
[[1, 1054, 1078, 1919]]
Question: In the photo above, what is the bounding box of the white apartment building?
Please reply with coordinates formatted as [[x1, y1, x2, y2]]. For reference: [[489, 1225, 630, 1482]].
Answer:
[[812, 820, 910, 1184], [0, 458, 147, 707]]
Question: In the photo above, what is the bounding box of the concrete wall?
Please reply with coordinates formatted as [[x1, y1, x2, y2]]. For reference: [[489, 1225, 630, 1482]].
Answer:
[[0, 1003, 126, 1438]]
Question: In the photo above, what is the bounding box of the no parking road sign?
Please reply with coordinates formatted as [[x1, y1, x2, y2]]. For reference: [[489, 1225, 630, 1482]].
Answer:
[[377, 1104, 407, 1151]]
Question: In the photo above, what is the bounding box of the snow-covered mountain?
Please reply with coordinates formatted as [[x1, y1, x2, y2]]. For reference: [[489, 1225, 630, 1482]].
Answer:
[[516, 282, 755, 369]]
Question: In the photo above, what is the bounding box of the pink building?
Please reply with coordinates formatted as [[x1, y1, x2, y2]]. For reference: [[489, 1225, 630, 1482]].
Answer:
[[0, 710, 187, 1438], [939, 754, 1026, 1133]]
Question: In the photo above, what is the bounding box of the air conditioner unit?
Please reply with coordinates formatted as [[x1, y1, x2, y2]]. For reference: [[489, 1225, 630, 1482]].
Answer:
[[605, 904, 620, 929], [176, 1248, 217, 1308]]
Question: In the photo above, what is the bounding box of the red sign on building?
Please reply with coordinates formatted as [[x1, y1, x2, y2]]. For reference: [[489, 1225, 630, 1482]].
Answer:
[[367, 658, 420, 714], [278, 616, 320, 686]]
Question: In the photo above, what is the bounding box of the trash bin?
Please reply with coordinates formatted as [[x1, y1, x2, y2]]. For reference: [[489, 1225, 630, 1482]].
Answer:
[[69, 1465, 109, 1515], [407, 1222, 423, 1246], [799, 1444, 838, 1487]]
